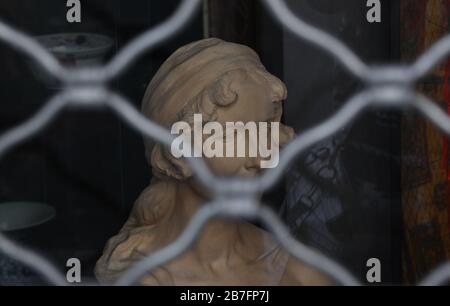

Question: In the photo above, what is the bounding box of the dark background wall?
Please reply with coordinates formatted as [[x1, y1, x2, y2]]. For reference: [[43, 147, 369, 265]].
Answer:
[[280, 0, 402, 284], [207, 0, 402, 284], [0, 0, 203, 283]]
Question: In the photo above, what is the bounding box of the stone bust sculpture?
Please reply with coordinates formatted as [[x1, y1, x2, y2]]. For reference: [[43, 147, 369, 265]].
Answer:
[[95, 38, 331, 285]]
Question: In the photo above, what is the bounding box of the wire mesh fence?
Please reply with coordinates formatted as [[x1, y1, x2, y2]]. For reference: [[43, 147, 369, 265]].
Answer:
[[0, 0, 449, 286]]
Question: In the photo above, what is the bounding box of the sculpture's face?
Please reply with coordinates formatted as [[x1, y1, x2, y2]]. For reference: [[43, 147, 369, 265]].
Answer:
[[203, 70, 294, 177]]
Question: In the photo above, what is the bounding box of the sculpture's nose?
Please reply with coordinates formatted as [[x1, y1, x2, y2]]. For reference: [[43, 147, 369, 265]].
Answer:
[[280, 124, 295, 147]]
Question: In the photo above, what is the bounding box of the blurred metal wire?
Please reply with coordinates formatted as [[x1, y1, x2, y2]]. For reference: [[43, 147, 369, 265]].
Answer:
[[0, 0, 449, 286]]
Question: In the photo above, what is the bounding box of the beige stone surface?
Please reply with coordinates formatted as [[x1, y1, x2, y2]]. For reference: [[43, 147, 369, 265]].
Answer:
[[95, 38, 331, 285]]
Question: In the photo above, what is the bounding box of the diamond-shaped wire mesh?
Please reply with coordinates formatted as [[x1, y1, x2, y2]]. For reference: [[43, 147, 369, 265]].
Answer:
[[0, 0, 449, 286]]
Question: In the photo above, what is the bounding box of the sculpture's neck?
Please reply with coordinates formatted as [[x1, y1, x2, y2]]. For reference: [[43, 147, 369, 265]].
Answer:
[[171, 181, 243, 263]]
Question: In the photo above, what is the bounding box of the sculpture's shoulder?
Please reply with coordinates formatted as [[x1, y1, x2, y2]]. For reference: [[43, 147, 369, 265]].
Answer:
[[126, 181, 175, 228], [95, 181, 175, 284], [94, 222, 160, 284], [278, 255, 335, 286], [240, 223, 333, 286], [234, 223, 289, 282]]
